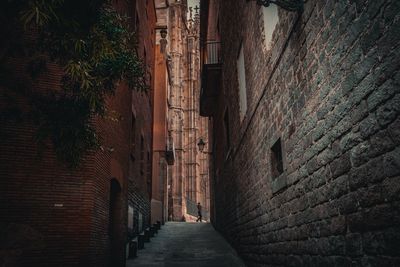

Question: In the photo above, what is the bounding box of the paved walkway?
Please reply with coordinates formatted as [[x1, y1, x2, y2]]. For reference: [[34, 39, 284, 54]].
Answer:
[[126, 222, 246, 267]]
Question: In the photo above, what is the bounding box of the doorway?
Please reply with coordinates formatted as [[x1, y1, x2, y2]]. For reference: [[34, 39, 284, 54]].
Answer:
[[109, 178, 122, 266]]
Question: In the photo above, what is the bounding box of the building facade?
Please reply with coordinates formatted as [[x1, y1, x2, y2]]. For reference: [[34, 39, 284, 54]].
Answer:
[[151, 0, 173, 225], [125, 0, 156, 244], [201, 0, 400, 266], [167, 0, 210, 221], [0, 1, 155, 266], [151, 0, 210, 222]]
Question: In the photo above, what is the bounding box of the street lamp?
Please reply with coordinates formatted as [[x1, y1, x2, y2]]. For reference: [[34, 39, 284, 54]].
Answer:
[[197, 138, 206, 152], [160, 29, 167, 39], [158, 27, 168, 53], [247, 0, 304, 12]]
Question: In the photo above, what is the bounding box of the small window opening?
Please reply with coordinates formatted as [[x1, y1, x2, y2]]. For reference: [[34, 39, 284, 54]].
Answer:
[[224, 110, 230, 153], [131, 114, 136, 148], [237, 44, 247, 121], [140, 135, 144, 176], [271, 138, 283, 179], [130, 114, 136, 161]]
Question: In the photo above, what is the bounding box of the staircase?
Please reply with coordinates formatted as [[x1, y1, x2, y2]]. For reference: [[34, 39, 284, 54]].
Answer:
[[126, 222, 246, 267]]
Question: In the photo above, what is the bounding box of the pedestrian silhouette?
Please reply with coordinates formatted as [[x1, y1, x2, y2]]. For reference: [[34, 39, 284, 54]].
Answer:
[[196, 202, 202, 222]]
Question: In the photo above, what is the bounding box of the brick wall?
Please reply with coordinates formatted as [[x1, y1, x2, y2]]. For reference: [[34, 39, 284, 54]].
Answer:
[[128, 179, 151, 236], [0, 45, 98, 266], [209, 0, 400, 266], [0, 1, 155, 266], [125, 0, 155, 237]]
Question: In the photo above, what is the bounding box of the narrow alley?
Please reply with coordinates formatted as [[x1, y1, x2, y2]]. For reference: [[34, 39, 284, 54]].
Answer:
[[1, 0, 400, 266], [127, 222, 245, 267]]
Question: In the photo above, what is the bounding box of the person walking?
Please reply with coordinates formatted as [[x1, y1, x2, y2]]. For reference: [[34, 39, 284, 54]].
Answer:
[[196, 202, 202, 222]]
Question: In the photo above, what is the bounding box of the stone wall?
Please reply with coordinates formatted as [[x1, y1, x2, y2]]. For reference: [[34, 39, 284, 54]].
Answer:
[[166, 1, 210, 221], [210, 0, 400, 266]]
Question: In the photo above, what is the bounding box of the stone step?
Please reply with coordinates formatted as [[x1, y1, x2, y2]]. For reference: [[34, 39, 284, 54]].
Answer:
[[126, 222, 246, 267]]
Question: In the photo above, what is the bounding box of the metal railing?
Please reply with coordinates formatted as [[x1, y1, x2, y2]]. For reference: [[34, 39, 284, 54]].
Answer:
[[204, 41, 221, 65]]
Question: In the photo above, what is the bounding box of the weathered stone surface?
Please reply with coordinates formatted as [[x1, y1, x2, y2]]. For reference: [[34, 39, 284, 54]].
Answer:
[[376, 94, 400, 127], [330, 153, 351, 178], [388, 117, 400, 145], [206, 0, 400, 266], [383, 147, 400, 178], [126, 222, 246, 267]]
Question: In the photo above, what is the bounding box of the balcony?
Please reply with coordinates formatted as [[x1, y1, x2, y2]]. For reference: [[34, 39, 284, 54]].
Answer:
[[200, 41, 221, 117], [165, 134, 175, 165]]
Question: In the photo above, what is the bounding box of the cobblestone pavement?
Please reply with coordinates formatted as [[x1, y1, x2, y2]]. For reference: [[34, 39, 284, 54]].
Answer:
[[126, 222, 246, 267]]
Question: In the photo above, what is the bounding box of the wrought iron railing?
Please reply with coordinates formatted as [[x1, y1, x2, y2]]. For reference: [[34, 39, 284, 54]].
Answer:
[[204, 41, 221, 65]]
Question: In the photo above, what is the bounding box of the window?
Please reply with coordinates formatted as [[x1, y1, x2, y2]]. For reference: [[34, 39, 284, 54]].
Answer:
[[224, 110, 230, 153], [140, 135, 144, 176], [127, 0, 136, 29], [143, 48, 148, 85], [147, 151, 151, 197], [131, 114, 136, 148], [262, 5, 279, 50], [138, 212, 143, 233], [147, 150, 151, 174], [148, 71, 152, 88], [131, 114, 136, 161], [237, 44, 247, 121], [146, 0, 149, 20], [128, 206, 134, 231], [135, 11, 140, 32], [271, 138, 284, 179]]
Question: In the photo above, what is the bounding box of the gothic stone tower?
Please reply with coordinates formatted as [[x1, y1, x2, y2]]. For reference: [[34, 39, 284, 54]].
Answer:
[[167, 1, 210, 221], [168, 0, 187, 220]]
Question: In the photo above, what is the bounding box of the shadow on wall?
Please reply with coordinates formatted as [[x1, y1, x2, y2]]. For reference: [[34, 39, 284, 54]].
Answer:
[[0, 223, 45, 267], [109, 178, 123, 267]]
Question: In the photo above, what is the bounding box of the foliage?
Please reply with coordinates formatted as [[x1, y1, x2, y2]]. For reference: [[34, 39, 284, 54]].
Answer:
[[0, 0, 147, 167]]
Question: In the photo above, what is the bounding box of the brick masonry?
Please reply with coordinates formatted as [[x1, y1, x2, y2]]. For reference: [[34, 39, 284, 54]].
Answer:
[[0, 1, 155, 266], [124, 0, 155, 239], [208, 0, 400, 266], [0, 57, 131, 266]]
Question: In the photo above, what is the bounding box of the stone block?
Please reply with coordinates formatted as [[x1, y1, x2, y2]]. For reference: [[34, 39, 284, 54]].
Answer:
[[206, 1, 400, 265], [376, 93, 400, 127], [359, 113, 380, 139], [330, 152, 351, 178], [388, 117, 400, 145], [383, 147, 400, 178]]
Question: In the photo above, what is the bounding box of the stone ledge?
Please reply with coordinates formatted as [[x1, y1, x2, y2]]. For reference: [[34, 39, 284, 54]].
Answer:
[[272, 173, 288, 194]]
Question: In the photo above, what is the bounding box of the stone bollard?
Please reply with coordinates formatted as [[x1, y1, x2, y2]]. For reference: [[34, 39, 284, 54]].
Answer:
[[149, 226, 155, 237], [138, 234, 145, 249], [144, 228, 150, 242], [152, 224, 158, 234], [128, 238, 138, 258], [156, 221, 161, 230]]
